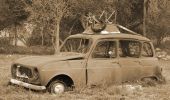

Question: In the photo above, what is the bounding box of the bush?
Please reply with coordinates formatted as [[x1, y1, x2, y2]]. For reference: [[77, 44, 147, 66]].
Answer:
[[0, 38, 10, 45], [0, 45, 55, 55]]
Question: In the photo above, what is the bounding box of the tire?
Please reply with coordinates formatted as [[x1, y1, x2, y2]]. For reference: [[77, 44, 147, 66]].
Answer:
[[141, 77, 157, 86], [48, 80, 67, 94]]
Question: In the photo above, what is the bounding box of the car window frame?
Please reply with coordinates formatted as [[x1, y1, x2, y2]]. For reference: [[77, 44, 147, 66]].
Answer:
[[118, 39, 142, 58], [90, 39, 118, 60], [60, 37, 93, 54], [141, 41, 154, 58]]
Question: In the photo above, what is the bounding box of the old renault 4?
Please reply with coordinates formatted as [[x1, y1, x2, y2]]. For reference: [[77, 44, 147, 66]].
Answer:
[[10, 24, 164, 94]]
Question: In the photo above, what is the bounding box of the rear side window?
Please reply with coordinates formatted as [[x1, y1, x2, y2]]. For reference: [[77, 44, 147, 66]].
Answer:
[[92, 40, 116, 58], [119, 40, 141, 58], [142, 42, 153, 57]]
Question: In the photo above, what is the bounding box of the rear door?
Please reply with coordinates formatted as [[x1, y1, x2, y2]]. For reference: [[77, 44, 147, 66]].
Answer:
[[118, 39, 142, 82], [140, 42, 159, 77], [87, 39, 121, 86]]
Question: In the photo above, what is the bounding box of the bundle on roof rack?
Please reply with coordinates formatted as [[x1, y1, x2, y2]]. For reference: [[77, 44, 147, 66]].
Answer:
[[83, 12, 141, 36], [83, 23, 141, 36]]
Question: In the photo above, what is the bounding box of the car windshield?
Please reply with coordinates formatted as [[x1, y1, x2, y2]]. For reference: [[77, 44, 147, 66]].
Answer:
[[60, 38, 92, 54]]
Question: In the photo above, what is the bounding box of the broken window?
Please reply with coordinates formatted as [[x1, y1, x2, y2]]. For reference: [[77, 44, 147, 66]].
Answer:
[[60, 38, 91, 53], [92, 40, 116, 58], [119, 40, 141, 58], [142, 42, 153, 57]]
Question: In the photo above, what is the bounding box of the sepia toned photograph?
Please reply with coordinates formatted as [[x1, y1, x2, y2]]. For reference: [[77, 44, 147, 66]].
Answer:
[[0, 0, 170, 100]]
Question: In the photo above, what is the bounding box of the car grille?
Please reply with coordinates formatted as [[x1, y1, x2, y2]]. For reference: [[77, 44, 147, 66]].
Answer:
[[11, 64, 33, 79]]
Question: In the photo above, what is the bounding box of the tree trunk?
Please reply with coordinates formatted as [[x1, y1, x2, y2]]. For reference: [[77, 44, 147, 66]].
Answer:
[[14, 25, 17, 46], [68, 20, 77, 35], [143, 0, 147, 36], [41, 28, 44, 46], [156, 36, 163, 47], [156, 39, 161, 46], [55, 22, 60, 54]]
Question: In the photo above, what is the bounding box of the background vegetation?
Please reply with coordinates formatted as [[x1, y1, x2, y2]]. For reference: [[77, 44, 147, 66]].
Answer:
[[0, 0, 169, 54]]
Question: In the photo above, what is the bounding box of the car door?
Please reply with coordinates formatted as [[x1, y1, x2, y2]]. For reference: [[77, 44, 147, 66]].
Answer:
[[87, 39, 122, 86], [140, 42, 159, 77], [118, 39, 143, 82]]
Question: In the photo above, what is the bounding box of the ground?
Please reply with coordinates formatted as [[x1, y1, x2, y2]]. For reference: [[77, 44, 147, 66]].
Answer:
[[0, 55, 170, 100]]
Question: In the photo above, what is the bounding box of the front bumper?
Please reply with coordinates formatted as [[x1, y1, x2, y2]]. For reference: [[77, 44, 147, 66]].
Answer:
[[10, 79, 46, 91]]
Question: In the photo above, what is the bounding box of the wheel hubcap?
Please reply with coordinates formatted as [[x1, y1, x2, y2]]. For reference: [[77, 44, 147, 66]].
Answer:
[[53, 83, 65, 94]]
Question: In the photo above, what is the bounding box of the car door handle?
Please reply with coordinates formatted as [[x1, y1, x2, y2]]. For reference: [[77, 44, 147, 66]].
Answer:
[[111, 61, 119, 64], [134, 61, 141, 63]]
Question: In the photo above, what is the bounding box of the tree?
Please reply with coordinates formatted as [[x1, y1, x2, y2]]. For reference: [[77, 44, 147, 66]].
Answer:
[[0, 0, 9, 30], [30, 0, 116, 53], [0, 0, 30, 46], [0, 0, 30, 29], [30, 0, 70, 53], [70, 0, 116, 29], [143, 0, 147, 36], [53, 0, 69, 54], [116, 0, 144, 34], [146, 0, 170, 46]]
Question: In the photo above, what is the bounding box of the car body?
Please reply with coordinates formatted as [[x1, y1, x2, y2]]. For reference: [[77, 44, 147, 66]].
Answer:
[[10, 24, 164, 93]]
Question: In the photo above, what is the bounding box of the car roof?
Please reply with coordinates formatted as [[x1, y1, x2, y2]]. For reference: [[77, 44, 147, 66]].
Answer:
[[69, 24, 150, 41], [69, 33, 150, 42]]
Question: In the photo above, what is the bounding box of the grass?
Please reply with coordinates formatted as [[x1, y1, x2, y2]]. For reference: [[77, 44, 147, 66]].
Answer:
[[0, 55, 170, 100], [155, 40, 170, 55]]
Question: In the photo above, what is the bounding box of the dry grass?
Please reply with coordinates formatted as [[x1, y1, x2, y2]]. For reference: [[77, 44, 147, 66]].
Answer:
[[0, 55, 170, 100]]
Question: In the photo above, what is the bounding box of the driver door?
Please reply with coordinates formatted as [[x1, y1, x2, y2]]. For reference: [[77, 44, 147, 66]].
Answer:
[[87, 39, 121, 86]]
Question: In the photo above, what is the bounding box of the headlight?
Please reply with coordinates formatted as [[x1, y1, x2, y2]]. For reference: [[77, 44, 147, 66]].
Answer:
[[30, 68, 42, 85], [33, 68, 39, 80], [28, 68, 41, 85]]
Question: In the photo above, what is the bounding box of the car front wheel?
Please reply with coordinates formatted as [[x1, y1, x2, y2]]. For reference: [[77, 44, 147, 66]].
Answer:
[[48, 80, 66, 94]]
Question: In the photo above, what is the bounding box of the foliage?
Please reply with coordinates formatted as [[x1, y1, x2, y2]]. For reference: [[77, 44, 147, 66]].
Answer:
[[28, 0, 70, 53], [28, 0, 116, 48], [0, 0, 9, 30], [117, 0, 144, 34], [0, 45, 54, 55], [0, 0, 30, 29], [0, 0, 170, 51], [0, 0, 31, 47], [70, 0, 116, 28], [146, 0, 170, 46]]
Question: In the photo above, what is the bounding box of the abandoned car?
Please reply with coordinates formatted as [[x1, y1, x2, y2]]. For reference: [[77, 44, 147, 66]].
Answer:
[[10, 24, 164, 94]]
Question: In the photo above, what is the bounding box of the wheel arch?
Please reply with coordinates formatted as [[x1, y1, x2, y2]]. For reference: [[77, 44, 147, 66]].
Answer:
[[46, 74, 74, 88], [141, 75, 159, 81]]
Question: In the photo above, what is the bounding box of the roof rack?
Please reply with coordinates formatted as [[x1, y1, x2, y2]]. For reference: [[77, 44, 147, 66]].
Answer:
[[83, 24, 142, 36], [116, 24, 141, 36], [82, 12, 142, 36]]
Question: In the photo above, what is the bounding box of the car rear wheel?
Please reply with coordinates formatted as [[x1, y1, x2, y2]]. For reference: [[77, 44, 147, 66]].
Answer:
[[141, 77, 157, 86], [48, 80, 66, 94]]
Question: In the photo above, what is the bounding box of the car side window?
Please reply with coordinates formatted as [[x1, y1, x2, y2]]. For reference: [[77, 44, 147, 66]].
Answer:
[[142, 42, 153, 57], [119, 40, 141, 58], [92, 40, 116, 58]]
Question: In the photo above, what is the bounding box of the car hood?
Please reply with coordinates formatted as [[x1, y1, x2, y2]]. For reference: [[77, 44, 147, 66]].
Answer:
[[14, 52, 85, 67]]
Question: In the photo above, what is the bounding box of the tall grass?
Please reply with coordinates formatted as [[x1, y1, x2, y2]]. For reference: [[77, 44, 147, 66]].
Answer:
[[0, 55, 170, 100]]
